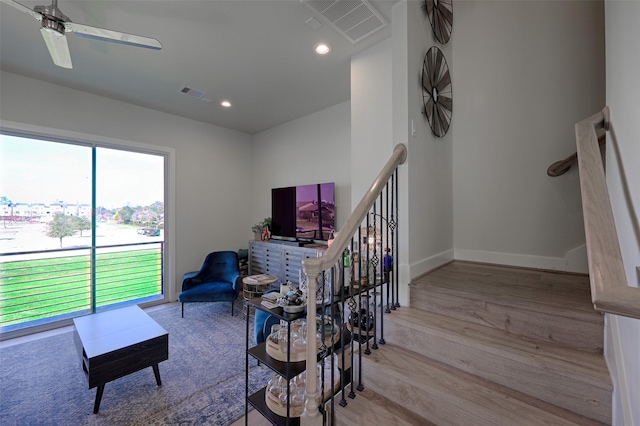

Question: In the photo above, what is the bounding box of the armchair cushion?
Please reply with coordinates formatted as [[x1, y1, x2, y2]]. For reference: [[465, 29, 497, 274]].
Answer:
[[178, 281, 238, 303]]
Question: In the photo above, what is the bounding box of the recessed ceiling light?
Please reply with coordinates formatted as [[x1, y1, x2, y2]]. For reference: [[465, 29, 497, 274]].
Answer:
[[314, 43, 331, 55], [221, 100, 232, 108]]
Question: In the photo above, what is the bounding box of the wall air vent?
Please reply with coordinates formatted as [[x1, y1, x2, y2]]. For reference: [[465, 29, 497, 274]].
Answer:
[[178, 86, 206, 99], [300, 0, 387, 44]]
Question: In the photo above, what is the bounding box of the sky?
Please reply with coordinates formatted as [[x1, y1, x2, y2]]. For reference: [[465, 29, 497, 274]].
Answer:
[[296, 182, 335, 204], [0, 134, 164, 209]]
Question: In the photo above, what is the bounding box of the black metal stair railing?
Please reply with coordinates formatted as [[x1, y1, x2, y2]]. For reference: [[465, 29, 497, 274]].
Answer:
[[300, 143, 406, 426]]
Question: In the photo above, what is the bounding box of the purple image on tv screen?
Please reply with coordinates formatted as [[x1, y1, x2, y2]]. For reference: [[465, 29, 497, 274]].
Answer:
[[295, 183, 335, 241]]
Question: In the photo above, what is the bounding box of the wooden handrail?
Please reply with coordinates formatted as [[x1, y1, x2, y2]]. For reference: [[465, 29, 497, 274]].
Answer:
[[547, 130, 606, 177], [303, 143, 407, 278], [300, 143, 407, 426], [575, 107, 640, 319]]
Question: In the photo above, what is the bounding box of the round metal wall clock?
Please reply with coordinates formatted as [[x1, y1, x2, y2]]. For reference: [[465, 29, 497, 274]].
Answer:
[[422, 46, 452, 137], [424, 0, 453, 45]]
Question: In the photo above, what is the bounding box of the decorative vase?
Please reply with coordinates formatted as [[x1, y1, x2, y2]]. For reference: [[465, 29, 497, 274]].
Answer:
[[348, 308, 374, 333]]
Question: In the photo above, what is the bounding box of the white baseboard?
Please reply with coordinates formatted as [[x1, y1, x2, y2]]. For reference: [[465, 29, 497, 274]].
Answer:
[[410, 249, 455, 278], [399, 249, 454, 307], [454, 248, 567, 271]]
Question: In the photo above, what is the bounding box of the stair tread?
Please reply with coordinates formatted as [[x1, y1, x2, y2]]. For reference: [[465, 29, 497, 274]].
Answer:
[[414, 278, 599, 318], [360, 343, 608, 426], [413, 261, 600, 317], [442, 261, 592, 289], [330, 388, 434, 426], [410, 261, 604, 353], [384, 307, 611, 387], [410, 286, 602, 325]]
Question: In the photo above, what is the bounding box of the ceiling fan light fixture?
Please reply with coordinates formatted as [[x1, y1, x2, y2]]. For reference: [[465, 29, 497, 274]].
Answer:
[[314, 43, 331, 55], [2, 0, 161, 69]]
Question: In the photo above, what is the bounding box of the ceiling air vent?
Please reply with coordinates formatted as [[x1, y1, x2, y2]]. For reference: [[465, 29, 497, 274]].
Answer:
[[301, 0, 387, 44], [178, 86, 206, 99]]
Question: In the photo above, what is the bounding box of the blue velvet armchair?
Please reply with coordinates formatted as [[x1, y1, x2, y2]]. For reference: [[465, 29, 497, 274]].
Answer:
[[178, 251, 241, 317]]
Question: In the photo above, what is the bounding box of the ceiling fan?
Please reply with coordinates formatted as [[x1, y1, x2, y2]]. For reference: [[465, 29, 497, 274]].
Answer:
[[0, 0, 161, 69]]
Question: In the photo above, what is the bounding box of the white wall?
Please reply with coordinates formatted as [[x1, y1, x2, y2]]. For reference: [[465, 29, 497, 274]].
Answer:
[[350, 38, 392, 256], [251, 101, 351, 232], [604, 1, 640, 424], [389, 1, 454, 305], [452, 1, 605, 271], [0, 71, 254, 299], [391, 3, 412, 305], [351, 38, 393, 201], [405, 0, 454, 279], [349, 1, 456, 306]]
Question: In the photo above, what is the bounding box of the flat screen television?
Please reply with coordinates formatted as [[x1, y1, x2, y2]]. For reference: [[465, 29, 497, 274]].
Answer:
[[271, 182, 335, 242]]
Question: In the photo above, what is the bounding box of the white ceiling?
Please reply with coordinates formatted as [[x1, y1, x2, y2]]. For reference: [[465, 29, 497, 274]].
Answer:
[[0, 0, 397, 134]]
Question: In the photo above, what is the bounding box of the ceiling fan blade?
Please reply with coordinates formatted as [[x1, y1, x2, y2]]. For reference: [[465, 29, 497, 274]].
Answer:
[[40, 27, 72, 69], [65, 22, 162, 50], [0, 0, 42, 21]]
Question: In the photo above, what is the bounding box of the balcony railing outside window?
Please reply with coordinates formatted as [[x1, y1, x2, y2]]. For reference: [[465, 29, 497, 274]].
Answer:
[[0, 242, 163, 332]]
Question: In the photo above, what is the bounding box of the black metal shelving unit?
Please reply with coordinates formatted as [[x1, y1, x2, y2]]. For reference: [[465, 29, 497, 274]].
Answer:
[[245, 298, 306, 426], [245, 297, 353, 426]]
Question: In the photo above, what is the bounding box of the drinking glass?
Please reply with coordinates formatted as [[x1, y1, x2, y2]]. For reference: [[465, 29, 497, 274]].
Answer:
[[291, 387, 305, 406], [268, 372, 280, 396], [279, 388, 289, 405]]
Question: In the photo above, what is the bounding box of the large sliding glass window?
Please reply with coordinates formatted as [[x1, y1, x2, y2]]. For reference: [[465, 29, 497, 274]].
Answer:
[[0, 134, 166, 334]]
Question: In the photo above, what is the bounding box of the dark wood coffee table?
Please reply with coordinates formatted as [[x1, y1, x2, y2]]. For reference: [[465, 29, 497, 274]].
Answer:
[[73, 305, 169, 413]]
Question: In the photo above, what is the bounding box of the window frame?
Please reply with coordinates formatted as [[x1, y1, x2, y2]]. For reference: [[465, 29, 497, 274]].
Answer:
[[0, 120, 176, 340]]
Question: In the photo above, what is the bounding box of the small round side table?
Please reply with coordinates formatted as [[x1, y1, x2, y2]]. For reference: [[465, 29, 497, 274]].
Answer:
[[242, 274, 278, 317]]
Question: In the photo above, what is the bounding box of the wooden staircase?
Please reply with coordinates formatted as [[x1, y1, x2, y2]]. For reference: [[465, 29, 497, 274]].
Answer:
[[331, 261, 612, 425]]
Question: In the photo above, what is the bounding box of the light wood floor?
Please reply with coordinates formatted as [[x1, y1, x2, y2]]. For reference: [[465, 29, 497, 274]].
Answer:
[[230, 409, 271, 426]]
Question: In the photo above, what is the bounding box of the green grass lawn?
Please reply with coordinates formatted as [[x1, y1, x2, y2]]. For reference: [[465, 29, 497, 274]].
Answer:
[[0, 249, 162, 328]]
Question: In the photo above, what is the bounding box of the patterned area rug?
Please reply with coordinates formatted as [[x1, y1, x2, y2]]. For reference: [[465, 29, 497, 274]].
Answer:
[[0, 300, 270, 425]]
